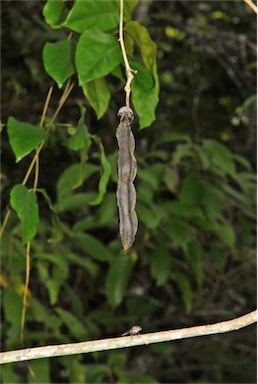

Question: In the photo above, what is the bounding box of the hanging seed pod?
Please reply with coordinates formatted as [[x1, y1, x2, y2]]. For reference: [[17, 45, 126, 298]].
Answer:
[[116, 106, 138, 251]]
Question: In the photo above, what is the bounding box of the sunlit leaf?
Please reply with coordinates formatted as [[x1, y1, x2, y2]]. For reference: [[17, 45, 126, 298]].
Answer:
[[43, 0, 66, 28], [76, 28, 122, 84], [124, 21, 157, 74], [132, 61, 159, 128], [7, 117, 47, 162], [43, 40, 75, 88], [62, 0, 119, 33]]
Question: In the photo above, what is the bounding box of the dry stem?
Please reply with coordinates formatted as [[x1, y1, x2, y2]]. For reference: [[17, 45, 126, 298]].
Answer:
[[118, 0, 137, 107]]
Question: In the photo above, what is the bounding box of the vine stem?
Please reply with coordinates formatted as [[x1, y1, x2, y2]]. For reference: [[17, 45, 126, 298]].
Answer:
[[20, 242, 31, 345], [243, 0, 257, 13], [119, 0, 137, 107], [0, 80, 74, 238], [0, 310, 256, 364]]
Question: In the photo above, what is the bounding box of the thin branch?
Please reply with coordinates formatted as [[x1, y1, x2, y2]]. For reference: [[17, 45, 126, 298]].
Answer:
[[49, 80, 75, 125], [118, 0, 137, 107], [20, 242, 31, 345], [243, 0, 257, 13], [39, 85, 54, 128], [0, 209, 11, 238], [1, 310, 256, 364]]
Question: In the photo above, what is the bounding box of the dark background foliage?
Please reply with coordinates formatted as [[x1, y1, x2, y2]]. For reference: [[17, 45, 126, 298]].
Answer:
[[1, 1, 256, 383]]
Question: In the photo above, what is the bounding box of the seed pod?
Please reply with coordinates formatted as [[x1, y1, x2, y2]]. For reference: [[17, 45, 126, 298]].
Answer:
[[116, 106, 138, 251]]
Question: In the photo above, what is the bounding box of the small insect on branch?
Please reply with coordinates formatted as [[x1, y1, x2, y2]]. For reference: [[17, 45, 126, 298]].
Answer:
[[122, 325, 142, 336]]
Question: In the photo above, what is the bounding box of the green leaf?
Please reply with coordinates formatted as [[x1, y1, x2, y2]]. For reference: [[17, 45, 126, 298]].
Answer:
[[124, 0, 139, 21], [62, 0, 119, 33], [209, 241, 226, 272], [43, 0, 66, 28], [3, 288, 23, 348], [202, 139, 236, 176], [163, 217, 193, 251], [172, 143, 193, 164], [10, 184, 39, 245], [179, 172, 202, 206], [185, 239, 203, 287], [132, 373, 158, 384], [55, 192, 96, 213], [200, 180, 224, 223], [74, 193, 117, 231], [161, 200, 204, 220], [7, 117, 47, 162], [28, 359, 50, 384], [43, 40, 75, 88], [55, 308, 88, 340], [124, 21, 157, 74], [132, 61, 159, 128], [89, 135, 112, 205], [175, 273, 193, 313], [151, 245, 172, 286], [57, 163, 98, 201], [30, 297, 50, 323], [121, 22, 160, 128], [37, 188, 64, 243], [138, 164, 165, 191], [76, 28, 122, 84], [130, 60, 154, 90], [64, 252, 99, 277], [36, 254, 69, 305], [164, 166, 179, 193], [106, 254, 134, 308], [70, 232, 114, 262], [64, 104, 91, 150], [1, 364, 22, 384], [213, 222, 235, 247], [232, 154, 252, 170], [82, 77, 111, 119], [156, 132, 191, 145], [137, 203, 161, 229]]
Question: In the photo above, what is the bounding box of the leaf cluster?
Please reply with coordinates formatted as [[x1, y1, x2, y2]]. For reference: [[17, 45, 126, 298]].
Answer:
[[1, 1, 256, 383]]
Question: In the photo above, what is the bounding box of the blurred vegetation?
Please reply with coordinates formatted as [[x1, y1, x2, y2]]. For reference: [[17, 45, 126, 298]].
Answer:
[[1, 1, 256, 383]]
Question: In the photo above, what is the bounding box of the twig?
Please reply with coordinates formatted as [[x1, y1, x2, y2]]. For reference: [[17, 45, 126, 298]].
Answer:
[[118, 0, 137, 107], [0, 310, 256, 364], [20, 242, 31, 345], [243, 0, 257, 13]]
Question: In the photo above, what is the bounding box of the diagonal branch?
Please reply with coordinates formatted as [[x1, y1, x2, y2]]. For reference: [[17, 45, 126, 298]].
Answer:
[[243, 0, 257, 13], [0, 310, 256, 364]]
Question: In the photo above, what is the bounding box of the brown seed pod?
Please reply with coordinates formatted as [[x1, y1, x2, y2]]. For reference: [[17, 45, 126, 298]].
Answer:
[[116, 106, 138, 251]]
